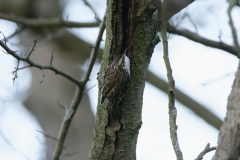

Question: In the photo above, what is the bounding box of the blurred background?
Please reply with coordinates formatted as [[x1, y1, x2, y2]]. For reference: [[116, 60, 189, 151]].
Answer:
[[0, 0, 239, 159]]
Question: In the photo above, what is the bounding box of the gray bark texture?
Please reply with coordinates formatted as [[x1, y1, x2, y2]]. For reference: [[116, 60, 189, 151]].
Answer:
[[212, 61, 240, 160], [89, 0, 159, 159]]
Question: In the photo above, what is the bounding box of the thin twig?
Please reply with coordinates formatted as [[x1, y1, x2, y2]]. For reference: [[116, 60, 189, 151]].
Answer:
[[36, 129, 58, 141], [227, 0, 240, 57], [186, 8, 198, 34], [27, 38, 38, 59], [12, 65, 31, 77], [82, 0, 101, 23], [0, 40, 81, 87], [57, 101, 68, 114], [158, 1, 183, 160], [0, 14, 99, 28], [0, 31, 7, 44], [84, 83, 97, 93], [195, 143, 216, 160], [40, 69, 45, 83], [50, 49, 54, 66], [13, 65, 31, 72], [57, 102, 66, 110], [60, 151, 78, 159], [12, 60, 20, 84], [51, 12, 106, 160], [80, 12, 106, 83]]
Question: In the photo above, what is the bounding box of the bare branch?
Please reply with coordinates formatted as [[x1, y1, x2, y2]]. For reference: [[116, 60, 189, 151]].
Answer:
[[27, 38, 38, 59], [0, 40, 81, 87], [12, 60, 20, 84], [57, 101, 68, 114], [227, 0, 240, 57], [36, 129, 58, 141], [40, 69, 45, 83], [0, 14, 99, 28], [52, 12, 106, 160], [158, 1, 183, 160], [13, 65, 31, 73], [195, 143, 216, 160], [57, 101, 66, 110], [50, 49, 54, 66], [167, 24, 238, 57]]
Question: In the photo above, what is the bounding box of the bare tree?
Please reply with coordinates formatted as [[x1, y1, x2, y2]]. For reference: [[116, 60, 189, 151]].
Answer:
[[0, 0, 240, 160]]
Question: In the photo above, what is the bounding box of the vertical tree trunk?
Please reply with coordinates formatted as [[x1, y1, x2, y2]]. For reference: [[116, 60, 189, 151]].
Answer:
[[89, 0, 159, 159], [212, 61, 240, 160]]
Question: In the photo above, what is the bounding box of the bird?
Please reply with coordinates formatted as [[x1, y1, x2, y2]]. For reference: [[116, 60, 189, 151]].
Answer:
[[100, 49, 130, 119]]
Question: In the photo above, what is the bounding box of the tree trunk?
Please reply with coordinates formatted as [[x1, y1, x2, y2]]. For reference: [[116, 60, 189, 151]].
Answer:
[[212, 61, 240, 160], [89, 0, 159, 159]]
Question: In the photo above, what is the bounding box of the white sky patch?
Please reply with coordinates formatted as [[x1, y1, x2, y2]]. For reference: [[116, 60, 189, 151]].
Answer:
[[0, 20, 44, 160]]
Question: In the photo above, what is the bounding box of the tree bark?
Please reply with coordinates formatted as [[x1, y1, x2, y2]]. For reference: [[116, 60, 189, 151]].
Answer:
[[212, 61, 240, 160], [89, 0, 159, 159]]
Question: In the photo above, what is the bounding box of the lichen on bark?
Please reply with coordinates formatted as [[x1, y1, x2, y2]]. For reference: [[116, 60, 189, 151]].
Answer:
[[89, 1, 159, 159]]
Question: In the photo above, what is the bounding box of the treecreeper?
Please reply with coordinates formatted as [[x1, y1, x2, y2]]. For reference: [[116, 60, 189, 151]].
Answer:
[[101, 49, 130, 119]]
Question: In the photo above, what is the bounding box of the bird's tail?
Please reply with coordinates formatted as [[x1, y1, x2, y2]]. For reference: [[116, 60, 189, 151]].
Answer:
[[107, 103, 120, 121]]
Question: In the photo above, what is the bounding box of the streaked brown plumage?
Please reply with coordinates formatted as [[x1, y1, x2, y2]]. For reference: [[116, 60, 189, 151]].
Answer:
[[101, 50, 130, 118]]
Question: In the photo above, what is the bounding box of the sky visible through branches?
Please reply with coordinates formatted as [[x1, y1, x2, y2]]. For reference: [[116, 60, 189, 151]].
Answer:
[[0, 0, 239, 159]]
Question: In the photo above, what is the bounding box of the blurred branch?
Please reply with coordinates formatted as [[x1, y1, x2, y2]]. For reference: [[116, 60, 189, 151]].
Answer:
[[36, 129, 58, 141], [52, 12, 106, 160], [195, 143, 216, 160], [227, 0, 240, 57], [2, 12, 237, 59], [0, 14, 99, 28], [163, 0, 194, 21], [0, 40, 81, 86], [60, 151, 78, 160], [1, 26, 26, 41], [167, 24, 238, 57], [147, 71, 222, 129], [0, 0, 194, 30], [158, 1, 183, 160]]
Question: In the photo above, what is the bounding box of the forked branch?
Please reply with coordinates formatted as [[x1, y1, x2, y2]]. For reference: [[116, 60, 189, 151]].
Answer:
[[195, 143, 216, 160], [0, 14, 99, 28], [51, 12, 106, 160], [0, 40, 81, 86], [0, 12, 106, 160]]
